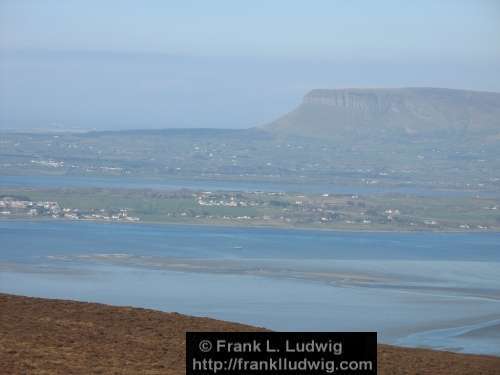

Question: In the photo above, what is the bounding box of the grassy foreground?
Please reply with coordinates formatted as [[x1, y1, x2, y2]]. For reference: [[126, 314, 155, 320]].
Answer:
[[1, 293, 500, 375]]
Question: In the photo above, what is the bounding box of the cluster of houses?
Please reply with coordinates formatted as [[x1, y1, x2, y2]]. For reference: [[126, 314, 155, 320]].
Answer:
[[1, 197, 61, 216], [31, 159, 64, 168], [196, 192, 260, 207], [0, 197, 140, 222]]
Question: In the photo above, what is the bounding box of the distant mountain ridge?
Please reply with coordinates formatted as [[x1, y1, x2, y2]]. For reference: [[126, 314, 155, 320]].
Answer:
[[2, 87, 500, 190], [262, 87, 500, 141]]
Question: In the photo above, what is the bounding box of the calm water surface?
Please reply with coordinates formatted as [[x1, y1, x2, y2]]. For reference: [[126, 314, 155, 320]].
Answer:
[[1, 220, 499, 356]]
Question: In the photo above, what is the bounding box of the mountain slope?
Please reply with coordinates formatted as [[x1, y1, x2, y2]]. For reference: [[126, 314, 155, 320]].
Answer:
[[263, 88, 500, 141]]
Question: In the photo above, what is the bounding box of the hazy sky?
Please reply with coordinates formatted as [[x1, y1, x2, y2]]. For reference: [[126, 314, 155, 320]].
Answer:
[[1, 0, 499, 130]]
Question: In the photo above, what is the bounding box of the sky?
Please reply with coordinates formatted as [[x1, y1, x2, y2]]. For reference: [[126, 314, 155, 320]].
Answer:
[[1, 0, 499, 130]]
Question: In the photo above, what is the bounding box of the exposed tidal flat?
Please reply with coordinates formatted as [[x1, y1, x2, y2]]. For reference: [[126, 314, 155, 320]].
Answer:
[[1, 220, 499, 356]]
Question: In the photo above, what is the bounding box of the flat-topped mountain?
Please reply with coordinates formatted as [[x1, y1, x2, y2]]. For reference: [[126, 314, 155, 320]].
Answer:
[[263, 88, 500, 141], [2, 87, 500, 191]]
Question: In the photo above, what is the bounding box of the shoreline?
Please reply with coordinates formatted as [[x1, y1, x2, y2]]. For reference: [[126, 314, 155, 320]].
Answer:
[[1, 216, 499, 234], [1, 293, 500, 374], [2, 259, 500, 357]]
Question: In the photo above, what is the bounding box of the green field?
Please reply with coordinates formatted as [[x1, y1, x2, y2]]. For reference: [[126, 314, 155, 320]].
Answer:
[[2, 187, 499, 232]]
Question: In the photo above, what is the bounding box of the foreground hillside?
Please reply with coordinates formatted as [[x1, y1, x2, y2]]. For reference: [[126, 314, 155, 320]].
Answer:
[[1, 294, 499, 374]]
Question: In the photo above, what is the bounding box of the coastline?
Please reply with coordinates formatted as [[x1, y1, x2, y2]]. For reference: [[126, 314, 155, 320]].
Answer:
[[2, 256, 500, 357], [1, 216, 499, 234], [2, 219, 499, 360]]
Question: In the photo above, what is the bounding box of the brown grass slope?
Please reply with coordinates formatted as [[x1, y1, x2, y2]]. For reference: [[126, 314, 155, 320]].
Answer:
[[1, 294, 499, 374]]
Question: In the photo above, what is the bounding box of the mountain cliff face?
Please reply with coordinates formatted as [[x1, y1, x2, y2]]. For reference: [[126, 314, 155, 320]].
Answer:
[[263, 88, 500, 141]]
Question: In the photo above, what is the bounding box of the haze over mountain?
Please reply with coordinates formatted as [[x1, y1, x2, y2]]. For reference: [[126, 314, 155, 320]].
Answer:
[[2, 87, 500, 192], [263, 88, 500, 141]]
